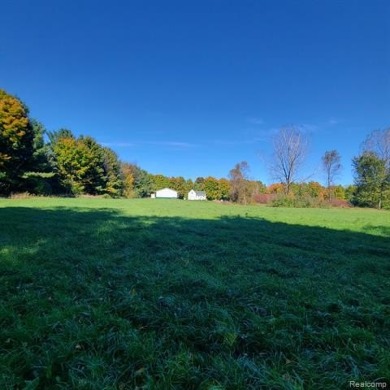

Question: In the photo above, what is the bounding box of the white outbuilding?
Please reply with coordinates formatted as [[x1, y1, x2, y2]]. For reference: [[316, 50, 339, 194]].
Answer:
[[188, 189, 207, 201], [155, 188, 178, 199]]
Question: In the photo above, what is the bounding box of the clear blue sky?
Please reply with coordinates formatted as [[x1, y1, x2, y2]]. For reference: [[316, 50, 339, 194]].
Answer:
[[1, 0, 389, 185]]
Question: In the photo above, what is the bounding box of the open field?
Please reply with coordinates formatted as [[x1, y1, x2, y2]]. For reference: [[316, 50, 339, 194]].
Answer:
[[0, 198, 389, 389]]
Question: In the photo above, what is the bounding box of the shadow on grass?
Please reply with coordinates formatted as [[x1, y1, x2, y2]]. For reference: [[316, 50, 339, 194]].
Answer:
[[0, 206, 389, 389]]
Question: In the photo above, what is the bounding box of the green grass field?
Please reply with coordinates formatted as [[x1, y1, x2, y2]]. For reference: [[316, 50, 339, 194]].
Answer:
[[0, 198, 389, 389]]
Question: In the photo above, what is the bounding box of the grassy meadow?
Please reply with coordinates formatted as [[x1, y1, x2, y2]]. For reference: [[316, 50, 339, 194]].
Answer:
[[0, 198, 389, 389]]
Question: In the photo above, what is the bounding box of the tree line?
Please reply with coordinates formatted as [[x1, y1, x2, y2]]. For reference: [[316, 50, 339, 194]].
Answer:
[[269, 126, 389, 209], [1, 88, 389, 208]]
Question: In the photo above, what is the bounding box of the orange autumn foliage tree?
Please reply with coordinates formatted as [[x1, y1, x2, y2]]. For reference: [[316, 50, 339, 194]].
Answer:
[[0, 89, 35, 193]]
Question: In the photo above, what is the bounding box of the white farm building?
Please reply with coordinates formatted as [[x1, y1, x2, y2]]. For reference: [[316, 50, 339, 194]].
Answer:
[[188, 189, 207, 201], [155, 188, 178, 199]]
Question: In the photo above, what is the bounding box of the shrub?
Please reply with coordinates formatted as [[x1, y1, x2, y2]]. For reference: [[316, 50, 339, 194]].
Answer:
[[328, 199, 351, 208], [270, 194, 296, 207], [253, 193, 276, 204], [270, 194, 326, 208]]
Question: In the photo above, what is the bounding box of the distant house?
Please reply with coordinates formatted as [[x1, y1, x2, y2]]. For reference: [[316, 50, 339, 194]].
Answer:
[[155, 188, 178, 199], [188, 189, 207, 201]]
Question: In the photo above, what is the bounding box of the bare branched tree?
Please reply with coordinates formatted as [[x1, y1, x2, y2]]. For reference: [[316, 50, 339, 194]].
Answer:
[[363, 127, 390, 168], [322, 150, 342, 200], [229, 161, 250, 204], [270, 126, 307, 194]]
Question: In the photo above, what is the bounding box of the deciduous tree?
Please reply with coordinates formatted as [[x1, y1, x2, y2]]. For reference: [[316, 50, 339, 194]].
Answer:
[[50, 131, 110, 195], [203, 176, 220, 200], [169, 176, 187, 199], [322, 150, 342, 200], [121, 163, 135, 198], [270, 126, 307, 194], [352, 152, 389, 209], [0, 89, 35, 194], [363, 128, 390, 168], [194, 177, 205, 191], [229, 161, 251, 204], [121, 163, 152, 198], [151, 174, 170, 192], [218, 178, 231, 201]]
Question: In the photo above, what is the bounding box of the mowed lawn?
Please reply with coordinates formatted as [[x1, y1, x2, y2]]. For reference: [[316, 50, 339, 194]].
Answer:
[[0, 198, 389, 389]]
